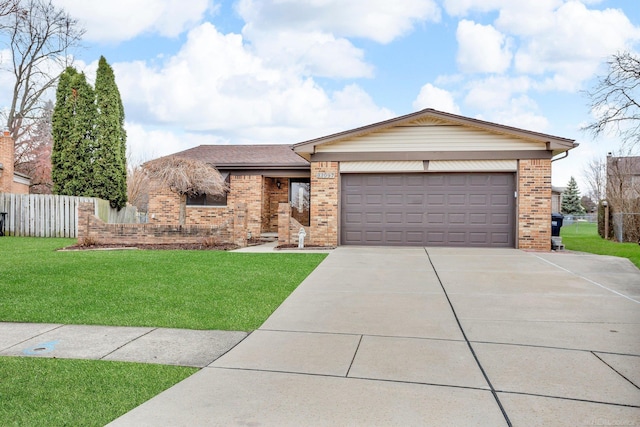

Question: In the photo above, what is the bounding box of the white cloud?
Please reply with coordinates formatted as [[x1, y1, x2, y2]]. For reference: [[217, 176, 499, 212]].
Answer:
[[464, 76, 532, 110], [242, 29, 373, 79], [237, 0, 440, 44], [412, 83, 460, 113], [513, 2, 640, 90], [125, 122, 230, 163], [456, 20, 512, 74], [445, 1, 640, 91], [237, 0, 440, 79], [476, 95, 549, 132], [53, 0, 215, 43], [114, 23, 393, 150]]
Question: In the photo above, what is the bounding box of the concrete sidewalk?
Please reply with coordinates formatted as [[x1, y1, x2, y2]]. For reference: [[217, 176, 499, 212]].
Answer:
[[108, 247, 640, 426], [0, 324, 246, 368]]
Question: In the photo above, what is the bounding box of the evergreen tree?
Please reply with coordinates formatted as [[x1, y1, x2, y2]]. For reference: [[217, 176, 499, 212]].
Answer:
[[51, 58, 128, 208], [94, 56, 127, 209], [51, 67, 97, 196], [561, 176, 585, 215]]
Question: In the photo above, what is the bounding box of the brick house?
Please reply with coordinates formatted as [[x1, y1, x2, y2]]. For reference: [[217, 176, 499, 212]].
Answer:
[[0, 131, 31, 194], [148, 109, 577, 250]]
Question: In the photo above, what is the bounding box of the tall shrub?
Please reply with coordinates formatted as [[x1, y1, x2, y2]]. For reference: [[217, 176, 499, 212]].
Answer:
[[51, 58, 128, 208], [94, 56, 127, 209], [51, 67, 96, 196]]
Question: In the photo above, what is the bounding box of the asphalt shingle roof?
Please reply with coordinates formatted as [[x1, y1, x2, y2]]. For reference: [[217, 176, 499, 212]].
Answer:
[[160, 144, 309, 169]]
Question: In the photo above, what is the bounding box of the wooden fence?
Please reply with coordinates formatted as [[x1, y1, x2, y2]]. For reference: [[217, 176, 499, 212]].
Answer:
[[0, 194, 139, 238]]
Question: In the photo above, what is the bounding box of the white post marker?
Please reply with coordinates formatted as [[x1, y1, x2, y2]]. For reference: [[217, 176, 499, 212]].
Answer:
[[298, 227, 307, 249]]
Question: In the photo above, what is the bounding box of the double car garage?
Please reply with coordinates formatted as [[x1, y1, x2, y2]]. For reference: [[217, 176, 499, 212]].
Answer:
[[340, 172, 516, 247], [293, 108, 576, 251]]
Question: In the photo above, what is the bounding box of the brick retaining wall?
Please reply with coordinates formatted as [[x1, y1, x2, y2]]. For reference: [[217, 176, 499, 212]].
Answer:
[[77, 202, 247, 247]]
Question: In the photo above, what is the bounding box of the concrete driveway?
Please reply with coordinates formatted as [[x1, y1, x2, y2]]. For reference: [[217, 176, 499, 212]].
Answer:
[[109, 247, 640, 426]]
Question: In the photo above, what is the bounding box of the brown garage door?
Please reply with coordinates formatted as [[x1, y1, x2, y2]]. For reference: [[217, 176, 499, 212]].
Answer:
[[341, 173, 515, 247]]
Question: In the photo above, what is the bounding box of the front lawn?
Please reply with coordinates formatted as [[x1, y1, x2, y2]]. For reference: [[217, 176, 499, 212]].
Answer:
[[0, 237, 327, 331], [0, 357, 196, 427], [560, 222, 640, 269]]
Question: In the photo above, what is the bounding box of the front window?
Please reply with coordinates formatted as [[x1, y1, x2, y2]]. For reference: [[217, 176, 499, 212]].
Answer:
[[186, 192, 227, 207], [186, 173, 229, 207]]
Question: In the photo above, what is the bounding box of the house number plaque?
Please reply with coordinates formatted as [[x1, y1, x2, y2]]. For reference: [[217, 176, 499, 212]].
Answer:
[[316, 172, 336, 179]]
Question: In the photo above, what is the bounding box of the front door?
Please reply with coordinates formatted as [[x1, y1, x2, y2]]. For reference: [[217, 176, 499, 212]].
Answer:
[[290, 178, 310, 226]]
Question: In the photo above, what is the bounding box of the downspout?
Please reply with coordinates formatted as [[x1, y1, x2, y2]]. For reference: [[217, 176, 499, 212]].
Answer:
[[551, 151, 569, 162]]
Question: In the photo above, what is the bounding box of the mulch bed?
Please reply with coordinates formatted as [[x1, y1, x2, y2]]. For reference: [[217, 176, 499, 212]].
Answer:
[[61, 243, 239, 251], [275, 244, 334, 250]]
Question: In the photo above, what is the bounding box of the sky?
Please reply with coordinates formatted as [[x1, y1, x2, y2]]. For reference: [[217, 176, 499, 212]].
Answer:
[[3, 0, 640, 191]]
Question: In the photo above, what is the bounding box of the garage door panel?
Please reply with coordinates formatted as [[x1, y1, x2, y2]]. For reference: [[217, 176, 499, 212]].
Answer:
[[427, 194, 445, 205], [469, 213, 487, 225], [386, 194, 403, 204], [491, 194, 509, 206], [491, 232, 510, 244], [341, 173, 515, 247], [448, 213, 466, 224]]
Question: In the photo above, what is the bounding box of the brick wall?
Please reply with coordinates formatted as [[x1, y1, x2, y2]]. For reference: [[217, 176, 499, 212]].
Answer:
[[0, 132, 15, 193], [227, 175, 263, 238], [310, 162, 339, 246], [148, 184, 182, 223], [518, 159, 552, 251], [277, 202, 311, 246], [148, 174, 263, 238], [263, 177, 289, 233], [77, 202, 247, 246]]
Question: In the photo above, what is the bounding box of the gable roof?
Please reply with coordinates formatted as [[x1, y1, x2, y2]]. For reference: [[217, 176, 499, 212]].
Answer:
[[293, 108, 577, 156], [156, 144, 309, 170]]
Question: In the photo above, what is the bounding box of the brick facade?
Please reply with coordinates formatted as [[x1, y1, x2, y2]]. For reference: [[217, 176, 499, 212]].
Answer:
[[148, 174, 290, 239], [147, 156, 555, 251], [77, 202, 247, 246], [278, 202, 312, 246], [0, 132, 16, 193], [309, 162, 339, 246], [517, 159, 552, 251], [262, 178, 289, 233]]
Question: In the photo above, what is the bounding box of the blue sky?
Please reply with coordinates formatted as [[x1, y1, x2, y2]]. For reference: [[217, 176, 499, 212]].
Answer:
[[4, 0, 640, 191]]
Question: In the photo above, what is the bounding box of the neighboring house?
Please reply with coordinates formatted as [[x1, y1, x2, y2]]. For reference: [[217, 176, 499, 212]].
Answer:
[[148, 108, 577, 250], [551, 186, 564, 213], [0, 131, 31, 194]]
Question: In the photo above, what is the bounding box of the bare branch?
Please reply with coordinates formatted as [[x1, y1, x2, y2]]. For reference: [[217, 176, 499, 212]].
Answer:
[[583, 52, 640, 152], [1, 0, 85, 149], [143, 157, 228, 197]]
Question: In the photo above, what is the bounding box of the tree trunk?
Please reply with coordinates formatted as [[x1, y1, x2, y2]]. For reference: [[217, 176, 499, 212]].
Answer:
[[179, 194, 186, 226]]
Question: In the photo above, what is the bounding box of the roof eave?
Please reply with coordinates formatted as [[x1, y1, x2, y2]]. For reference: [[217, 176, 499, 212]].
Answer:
[[293, 108, 577, 154]]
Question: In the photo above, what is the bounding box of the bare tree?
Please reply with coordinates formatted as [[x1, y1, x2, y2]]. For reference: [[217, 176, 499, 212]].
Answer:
[[584, 52, 640, 153], [606, 153, 640, 242], [582, 156, 607, 203], [15, 99, 52, 192], [127, 163, 150, 212], [0, 0, 84, 157], [144, 157, 228, 225]]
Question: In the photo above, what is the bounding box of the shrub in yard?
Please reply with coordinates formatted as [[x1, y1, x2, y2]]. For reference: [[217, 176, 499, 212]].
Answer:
[[78, 236, 99, 247]]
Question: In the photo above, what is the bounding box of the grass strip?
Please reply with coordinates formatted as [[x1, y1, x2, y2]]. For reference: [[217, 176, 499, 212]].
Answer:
[[560, 222, 640, 269], [0, 357, 196, 427]]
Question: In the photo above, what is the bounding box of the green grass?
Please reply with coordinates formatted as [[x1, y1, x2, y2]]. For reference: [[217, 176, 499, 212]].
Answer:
[[561, 222, 640, 269], [0, 237, 326, 331], [0, 237, 326, 425], [0, 357, 196, 427]]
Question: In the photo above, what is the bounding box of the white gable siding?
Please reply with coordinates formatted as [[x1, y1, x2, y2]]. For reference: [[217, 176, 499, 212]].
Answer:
[[340, 161, 425, 173], [428, 160, 517, 171], [315, 123, 546, 153]]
